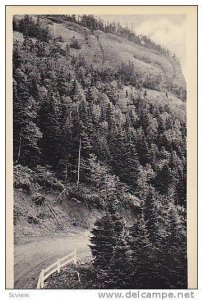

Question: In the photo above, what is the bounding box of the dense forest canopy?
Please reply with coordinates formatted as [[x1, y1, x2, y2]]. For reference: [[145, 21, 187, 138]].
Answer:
[[13, 15, 187, 289]]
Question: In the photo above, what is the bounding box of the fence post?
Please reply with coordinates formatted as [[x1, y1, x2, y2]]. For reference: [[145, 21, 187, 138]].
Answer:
[[57, 258, 61, 273], [37, 250, 77, 289], [41, 269, 45, 288], [37, 271, 41, 289], [77, 271, 81, 283], [74, 249, 77, 265]]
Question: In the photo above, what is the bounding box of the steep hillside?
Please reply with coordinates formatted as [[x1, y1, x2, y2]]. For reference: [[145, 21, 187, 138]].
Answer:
[[46, 17, 185, 89], [13, 15, 186, 98], [13, 14, 187, 289], [13, 13, 187, 225], [14, 166, 139, 243]]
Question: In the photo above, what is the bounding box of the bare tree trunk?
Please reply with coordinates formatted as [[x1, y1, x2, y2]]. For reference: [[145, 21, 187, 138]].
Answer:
[[16, 132, 22, 164], [65, 155, 68, 182], [77, 136, 81, 188], [65, 162, 68, 182]]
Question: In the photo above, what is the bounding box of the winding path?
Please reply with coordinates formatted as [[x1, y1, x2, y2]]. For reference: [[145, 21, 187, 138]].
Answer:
[[14, 232, 91, 289]]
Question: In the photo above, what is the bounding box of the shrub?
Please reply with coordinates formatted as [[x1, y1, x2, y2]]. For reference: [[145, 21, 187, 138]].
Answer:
[[68, 185, 102, 208], [27, 215, 40, 224], [31, 193, 46, 205], [17, 15, 50, 42], [69, 37, 81, 49], [54, 35, 64, 43], [13, 205, 22, 225], [37, 212, 46, 219], [13, 164, 33, 192], [14, 164, 64, 192], [34, 165, 64, 191]]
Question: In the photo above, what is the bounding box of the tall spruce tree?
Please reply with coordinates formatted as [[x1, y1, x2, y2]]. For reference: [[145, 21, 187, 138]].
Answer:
[[127, 215, 154, 288], [90, 201, 130, 288], [13, 76, 42, 166], [38, 91, 62, 168]]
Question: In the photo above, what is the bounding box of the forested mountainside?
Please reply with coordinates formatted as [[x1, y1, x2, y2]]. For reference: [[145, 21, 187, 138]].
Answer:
[[13, 15, 187, 289]]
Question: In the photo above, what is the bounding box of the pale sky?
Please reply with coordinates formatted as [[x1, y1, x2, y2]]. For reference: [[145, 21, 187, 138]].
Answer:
[[98, 15, 186, 76]]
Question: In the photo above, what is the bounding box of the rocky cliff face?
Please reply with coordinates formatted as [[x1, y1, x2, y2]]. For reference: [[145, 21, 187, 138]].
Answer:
[[14, 15, 186, 99], [45, 17, 186, 92]]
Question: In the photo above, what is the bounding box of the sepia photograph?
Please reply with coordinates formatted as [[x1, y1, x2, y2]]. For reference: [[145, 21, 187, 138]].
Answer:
[[5, 5, 197, 291]]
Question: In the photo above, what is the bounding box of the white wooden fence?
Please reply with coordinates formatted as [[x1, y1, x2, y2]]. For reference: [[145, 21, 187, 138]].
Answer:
[[37, 249, 77, 289]]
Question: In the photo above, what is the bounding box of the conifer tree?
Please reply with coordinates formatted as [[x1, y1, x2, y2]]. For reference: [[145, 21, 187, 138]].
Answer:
[[88, 154, 109, 191], [13, 75, 42, 166], [160, 203, 187, 288], [38, 92, 62, 168], [90, 200, 130, 289], [127, 215, 154, 288], [86, 86, 98, 103], [57, 71, 70, 96], [109, 129, 140, 189]]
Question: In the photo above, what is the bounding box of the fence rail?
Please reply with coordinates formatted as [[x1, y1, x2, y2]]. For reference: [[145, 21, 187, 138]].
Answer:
[[37, 249, 77, 289]]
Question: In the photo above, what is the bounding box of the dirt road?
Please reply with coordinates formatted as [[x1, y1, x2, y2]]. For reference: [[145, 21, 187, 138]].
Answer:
[[14, 231, 91, 289]]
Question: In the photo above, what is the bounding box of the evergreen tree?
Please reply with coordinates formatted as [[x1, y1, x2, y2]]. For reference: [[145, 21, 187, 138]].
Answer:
[[90, 200, 130, 288], [86, 86, 98, 103], [13, 74, 42, 166], [57, 71, 70, 96], [90, 214, 116, 270], [88, 154, 109, 191], [152, 163, 173, 195], [160, 203, 187, 288], [127, 215, 154, 288], [38, 92, 62, 167], [109, 129, 140, 189], [143, 186, 160, 246]]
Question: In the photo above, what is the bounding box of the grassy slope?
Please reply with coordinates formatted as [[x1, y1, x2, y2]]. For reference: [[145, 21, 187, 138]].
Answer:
[[14, 184, 138, 242], [14, 189, 102, 243], [13, 17, 186, 90], [44, 18, 186, 89], [118, 85, 186, 121]]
